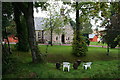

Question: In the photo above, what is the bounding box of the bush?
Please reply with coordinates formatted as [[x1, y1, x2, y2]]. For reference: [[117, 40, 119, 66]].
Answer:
[[72, 34, 88, 57], [104, 30, 120, 48], [110, 41, 118, 48]]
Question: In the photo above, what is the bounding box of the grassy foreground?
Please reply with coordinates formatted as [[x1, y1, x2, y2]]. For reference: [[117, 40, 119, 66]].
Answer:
[[2, 45, 120, 79]]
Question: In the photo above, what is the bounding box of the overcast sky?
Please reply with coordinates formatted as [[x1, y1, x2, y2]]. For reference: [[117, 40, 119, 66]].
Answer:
[[34, 0, 105, 31]]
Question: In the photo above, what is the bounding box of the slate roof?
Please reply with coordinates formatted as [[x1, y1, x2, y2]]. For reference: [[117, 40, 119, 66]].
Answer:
[[34, 17, 45, 30]]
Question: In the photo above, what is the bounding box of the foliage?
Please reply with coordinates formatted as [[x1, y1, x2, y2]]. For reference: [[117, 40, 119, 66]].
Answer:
[[104, 30, 119, 48], [80, 17, 93, 34], [83, 36, 90, 46], [72, 2, 88, 57], [34, 2, 49, 11], [12, 2, 44, 63], [72, 34, 88, 57], [2, 3, 15, 75], [104, 2, 120, 48], [69, 18, 76, 31], [68, 2, 110, 57], [114, 35, 120, 47], [2, 2, 13, 38], [42, 1, 69, 46], [6, 21, 16, 36]]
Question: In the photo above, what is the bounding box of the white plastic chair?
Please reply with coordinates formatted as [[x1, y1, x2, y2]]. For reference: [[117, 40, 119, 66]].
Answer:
[[83, 62, 92, 70], [63, 62, 70, 72]]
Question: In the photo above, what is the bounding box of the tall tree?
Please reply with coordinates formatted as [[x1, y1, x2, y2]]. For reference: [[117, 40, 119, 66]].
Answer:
[[2, 2, 13, 54], [12, 2, 43, 63], [2, 2, 14, 74], [72, 1, 88, 57], [12, 4, 29, 52]]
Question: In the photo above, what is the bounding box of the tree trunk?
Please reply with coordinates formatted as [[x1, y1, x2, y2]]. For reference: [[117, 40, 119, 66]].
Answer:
[[5, 27, 11, 54], [24, 3, 43, 63], [13, 2, 43, 63], [107, 43, 109, 56], [50, 16, 53, 46], [72, 1, 87, 57], [76, 1, 80, 40], [13, 3, 29, 51], [13, 4, 22, 50]]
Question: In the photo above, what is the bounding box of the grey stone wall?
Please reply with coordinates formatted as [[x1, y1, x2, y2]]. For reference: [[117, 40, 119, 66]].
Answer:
[[35, 24, 74, 44]]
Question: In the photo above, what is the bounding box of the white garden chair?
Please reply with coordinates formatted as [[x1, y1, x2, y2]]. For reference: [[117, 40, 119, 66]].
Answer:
[[83, 62, 92, 70], [63, 62, 70, 72]]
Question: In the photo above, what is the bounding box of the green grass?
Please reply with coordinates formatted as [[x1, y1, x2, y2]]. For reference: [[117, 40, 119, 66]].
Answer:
[[90, 42, 107, 46], [3, 56, 119, 78], [39, 45, 119, 63], [2, 45, 120, 79]]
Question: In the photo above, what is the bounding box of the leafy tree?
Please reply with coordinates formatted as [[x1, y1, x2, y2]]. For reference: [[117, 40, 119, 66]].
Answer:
[[12, 2, 44, 63], [91, 2, 120, 55], [2, 2, 30, 52], [64, 1, 119, 56], [6, 21, 16, 36], [106, 2, 120, 48], [72, 1, 88, 57], [64, 2, 108, 56], [2, 2, 13, 74], [2, 2, 13, 54], [43, 1, 68, 46], [114, 35, 120, 47], [80, 16, 93, 34], [99, 2, 120, 56], [12, 3, 29, 51]]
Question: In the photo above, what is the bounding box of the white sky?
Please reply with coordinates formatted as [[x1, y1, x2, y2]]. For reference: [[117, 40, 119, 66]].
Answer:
[[34, 0, 105, 30]]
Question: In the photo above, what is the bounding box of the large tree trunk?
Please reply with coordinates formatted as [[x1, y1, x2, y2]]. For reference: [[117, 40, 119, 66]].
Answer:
[[24, 3, 43, 63], [13, 3, 29, 51], [13, 2, 43, 63]]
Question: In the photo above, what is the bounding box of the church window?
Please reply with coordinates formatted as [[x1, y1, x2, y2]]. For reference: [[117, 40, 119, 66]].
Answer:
[[38, 32, 41, 38]]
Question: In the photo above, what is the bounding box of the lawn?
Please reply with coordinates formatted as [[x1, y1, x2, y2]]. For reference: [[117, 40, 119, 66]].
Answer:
[[2, 45, 120, 79], [39, 45, 119, 63], [90, 42, 107, 46]]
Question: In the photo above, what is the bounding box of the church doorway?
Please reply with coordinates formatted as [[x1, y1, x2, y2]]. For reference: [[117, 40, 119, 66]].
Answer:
[[61, 34, 65, 44]]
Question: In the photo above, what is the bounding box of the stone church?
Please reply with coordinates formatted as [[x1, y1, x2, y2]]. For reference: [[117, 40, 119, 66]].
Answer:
[[34, 17, 74, 44]]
